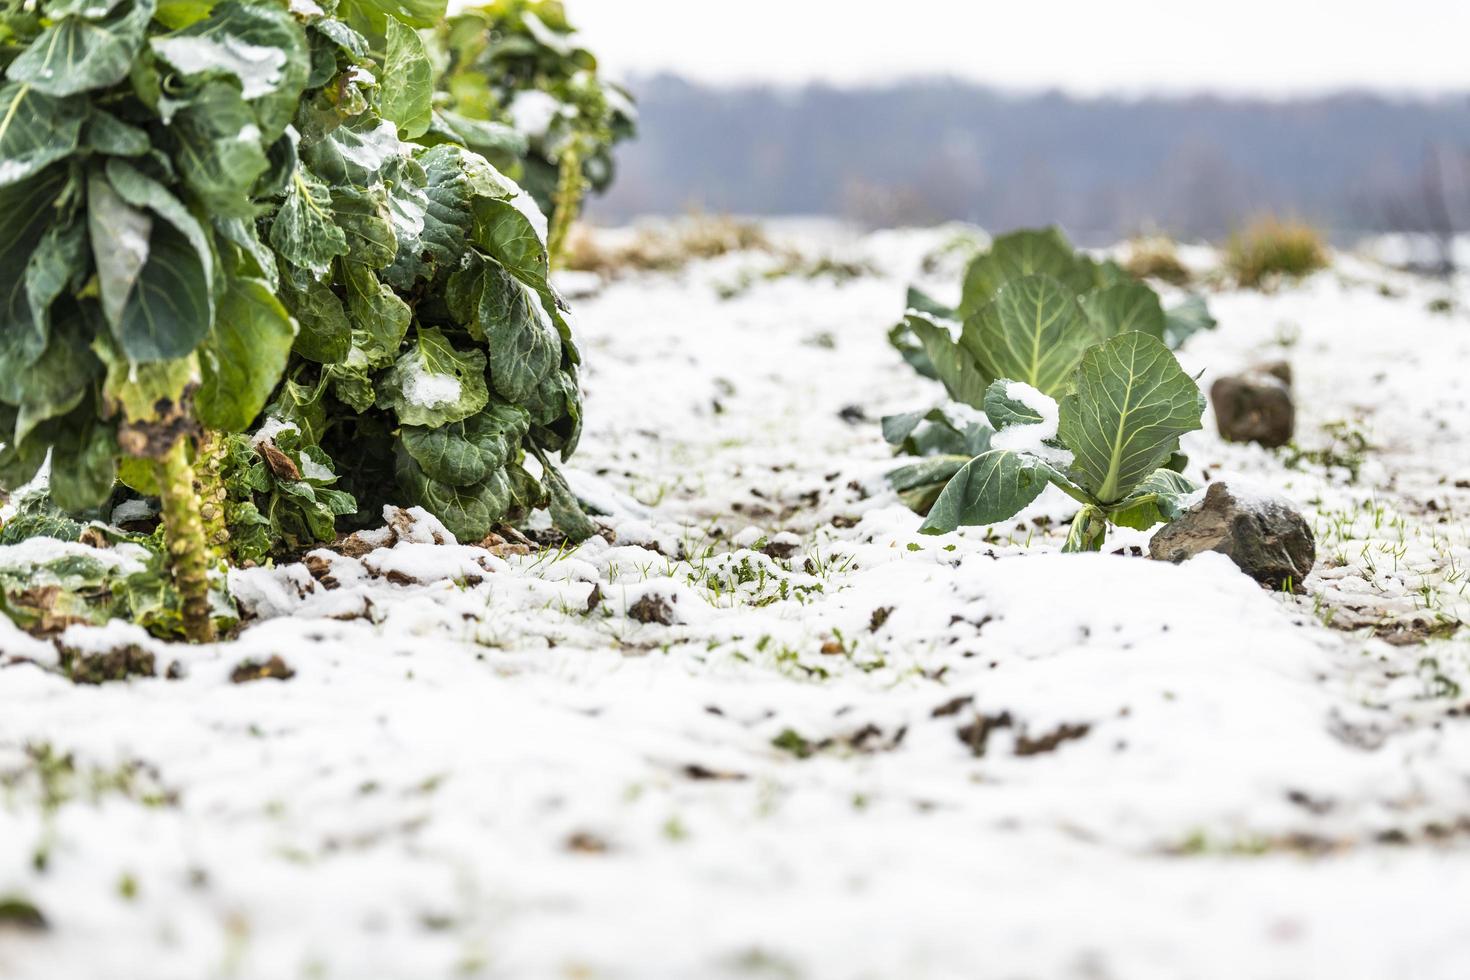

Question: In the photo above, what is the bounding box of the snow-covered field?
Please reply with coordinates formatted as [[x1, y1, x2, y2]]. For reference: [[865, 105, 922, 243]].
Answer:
[[2, 225, 1469, 980]]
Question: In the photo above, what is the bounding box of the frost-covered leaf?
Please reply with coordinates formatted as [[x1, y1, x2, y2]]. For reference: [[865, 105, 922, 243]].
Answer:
[[385, 144, 513, 291], [376, 327, 489, 428], [301, 115, 402, 185], [1058, 332, 1205, 504], [983, 379, 1046, 431], [7, 0, 153, 96], [964, 274, 1098, 398], [331, 182, 396, 269], [400, 402, 530, 487], [379, 15, 431, 139], [919, 450, 1058, 534], [1079, 280, 1165, 340], [1109, 469, 1199, 531], [0, 82, 85, 188], [197, 277, 297, 433]]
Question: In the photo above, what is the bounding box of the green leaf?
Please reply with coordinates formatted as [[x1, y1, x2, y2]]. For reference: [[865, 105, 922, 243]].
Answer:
[[197, 277, 297, 433], [385, 144, 513, 291], [536, 450, 596, 542], [271, 168, 349, 277], [48, 409, 117, 513], [165, 81, 270, 217], [919, 449, 1056, 534], [0, 83, 85, 187], [963, 275, 1098, 397], [376, 327, 489, 428], [472, 190, 550, 282], [393, 446, 529, 543], [25, 218, 86, 342], [1079, 281, 1166, 340], [1109, 469, 1198, 531], [103, 159, 215, 362], [882, 406, 991, 458], [380, 15, 432, 139], [149, 0, 308, 140], [335, 0, 445, 42], [1062, 504, 1107, 553], [982, 379, 1045, 431], [7, 0, 153, 97], [0, 168, 71, 369], [342, 261, 410, 369], [280, 274, 351, 364], [4, 301, 100, 443], [1163, 295, 1217, 350], [1058, 332, 1205, 505], [400, 402, 530, 487], [903, 312, 990, 410], [886, 455, 968, 516], [960, 228, 1088, 316], [82, 108, 151, 156], [301, 115, 403, 186], [331, 182, 396, 269], [478, 263, 561, 406], [87, 170, 152, 330]]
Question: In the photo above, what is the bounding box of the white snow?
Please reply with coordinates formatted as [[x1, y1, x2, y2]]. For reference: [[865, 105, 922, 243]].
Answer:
[[401, 368, 463, 410], [2, 225, 1470, 980], [249, 416, 299, 448], [508, 89, 564, 137]]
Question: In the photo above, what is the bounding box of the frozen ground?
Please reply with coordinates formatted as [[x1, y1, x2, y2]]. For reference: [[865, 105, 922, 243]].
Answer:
[[2, 224, 1469, 980]]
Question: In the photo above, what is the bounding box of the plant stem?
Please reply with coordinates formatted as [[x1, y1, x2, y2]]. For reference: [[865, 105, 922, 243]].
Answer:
[[154, 438, 215, 643], [547, 136, 586, 272]]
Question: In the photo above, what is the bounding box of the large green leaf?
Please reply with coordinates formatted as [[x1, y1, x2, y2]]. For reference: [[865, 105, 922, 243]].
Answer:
[[478, 263, 560, 406], [270, 167, 349, 277], [24, 217, 86, 343], [1058, 332, 1205, 504], [376, 327, 489, 428], [1079, 281, 1165, 340], [335, 0, 445, 42], [400, 402, 530, 487], [963, 275, 1098, 398], [166, 81, 270, 217], [0, 167, 70, 369], [882, 405, 992, 458], [1163, 295, 1217, 350], [379, 15, 432, 139], [342, 260, 410, 368], [82, 108, 151, 156], [47, 407, 117, 512], [197, 277, 297, 432], [301, 115, 402, 186], [393, 445, 531, 543], [385, 144, 513, 291], [3, 301, 100, 443], [149, 0, 308, 140], [472, 190, 550, 282], [0, 83, 85, 187], [331, 182, 396, 269], [919, 449, 1056, 534], [102, 160, 215, 362], [7, 0, 153, 97], [280, 274, 351, 364], [87, 170, 152, 329], [960, 228, 1088, 316]]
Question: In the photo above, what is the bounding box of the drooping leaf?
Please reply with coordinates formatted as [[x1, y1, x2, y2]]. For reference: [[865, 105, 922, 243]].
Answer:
[[536, 450, 596, 542], [1079, 280, 1166, 340], [376, 327, 489, 428], [1058, 332, 1205, 504], [963, 274, 1098, 398], [919, 449, 1057, 534], [3, 301, 100, 443], [882, 406, 992, 458], [379, 15, 432, 139], [400, 402, 530, 486], [7, 0, 154, 97], [24, 218, 86, 341], [902, 312, 989, 410], [393, 445, 530, 543], [103, 159, 215, 362], [197, 277, 297, 433], [886, 455, 968, 517], [48, 408, 117, 512], [82, 108, 151, 156], [477, 263, 560, 406], [0, 82, 85, 187], [87, 169, 152, 329], [0, 167, 71, 369]]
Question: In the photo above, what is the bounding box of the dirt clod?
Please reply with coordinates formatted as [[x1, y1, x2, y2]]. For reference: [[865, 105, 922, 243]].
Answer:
[[230, 656, 295, 684]]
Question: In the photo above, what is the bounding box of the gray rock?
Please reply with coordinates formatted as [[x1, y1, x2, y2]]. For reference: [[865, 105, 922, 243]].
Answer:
[[1149, 482, 1316, 589], [1211, 372, 1294, 447]]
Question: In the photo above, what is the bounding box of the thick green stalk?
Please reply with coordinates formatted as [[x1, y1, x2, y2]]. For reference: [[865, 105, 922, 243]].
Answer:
[[547, 137, 586, 272], [154, 438, 215, 643]]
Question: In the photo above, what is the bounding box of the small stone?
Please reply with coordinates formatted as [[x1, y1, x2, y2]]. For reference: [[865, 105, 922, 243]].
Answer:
[[1149, 482, 1316, 589], [1211, 372, 1295, 447]]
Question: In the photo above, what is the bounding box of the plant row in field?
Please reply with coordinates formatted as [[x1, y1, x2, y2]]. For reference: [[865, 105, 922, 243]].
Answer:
[[0, 0, 623, 639], [885, 228, 1217, 552]]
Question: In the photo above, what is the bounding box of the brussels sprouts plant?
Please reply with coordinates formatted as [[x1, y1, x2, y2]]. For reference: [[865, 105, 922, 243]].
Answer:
[[430, 0, 636, 268]]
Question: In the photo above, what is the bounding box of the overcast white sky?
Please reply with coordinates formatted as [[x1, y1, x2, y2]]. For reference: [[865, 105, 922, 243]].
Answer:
[[573, 0, 1470, 96]]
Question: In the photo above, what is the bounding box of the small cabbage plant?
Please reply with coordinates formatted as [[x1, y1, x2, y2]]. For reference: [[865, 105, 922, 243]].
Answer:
[[919, 335, 1204, 552], [885, 228, 1211, 550]]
